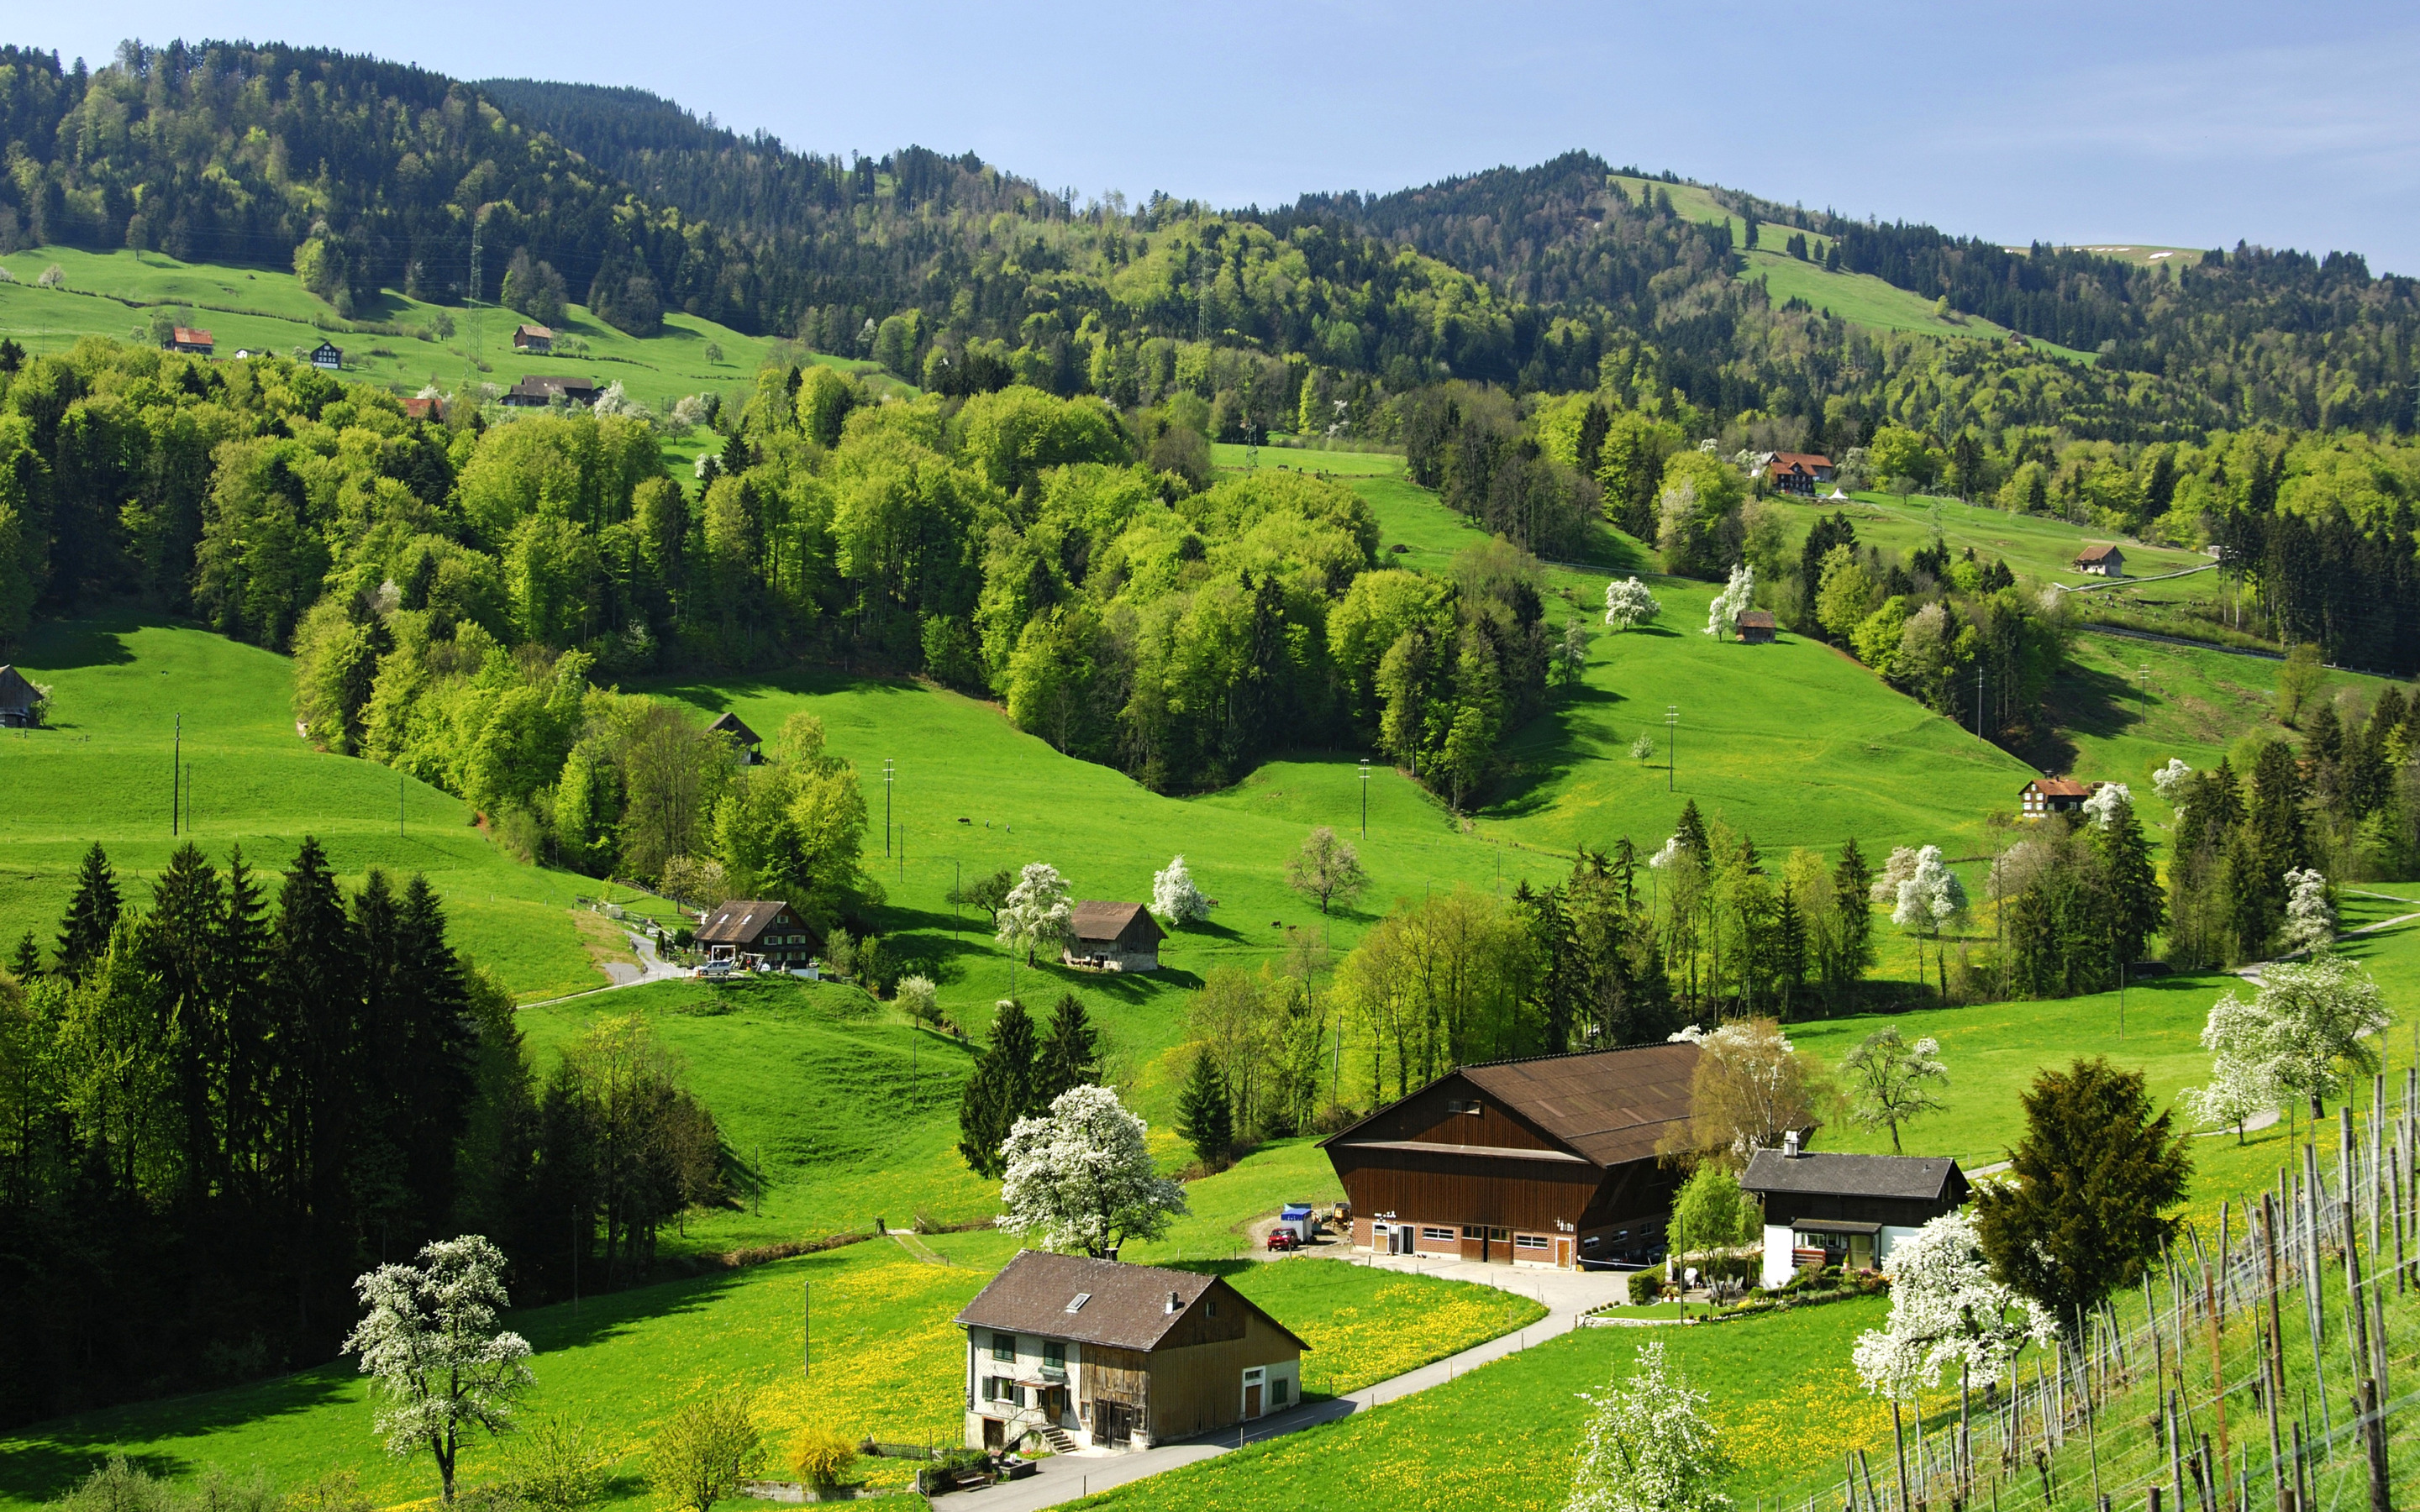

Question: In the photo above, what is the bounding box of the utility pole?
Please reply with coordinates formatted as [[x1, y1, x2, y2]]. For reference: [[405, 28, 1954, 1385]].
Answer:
[[171, 713, 181, 836], [1359, 759, 1370, 838], [1974, 665, 1984, 740], [1665, 706, 1679, 792], [883, 759, 895, 857], [400, 773, 405, 839], [2139, 664, 2152, 729]]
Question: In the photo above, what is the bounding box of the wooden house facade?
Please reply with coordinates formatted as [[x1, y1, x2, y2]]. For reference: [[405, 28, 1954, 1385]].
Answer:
[[1064, 901, 1165, 972], [955, 1251, 1307, 1453], [513, 323, 555, 353], [0, 665, 41, 727], [695, 899, 822, 969], [2073, 544, 2126, 577], [1735, 610, 1776, 643], [1740, 1140, 1970, 1285], [502, 375, 598, 407], [706, 711, 762, 764], [1321, 1042, 1700, 1268], [2019, 777, 2100, 818], [1765, 452, 1836, 496]]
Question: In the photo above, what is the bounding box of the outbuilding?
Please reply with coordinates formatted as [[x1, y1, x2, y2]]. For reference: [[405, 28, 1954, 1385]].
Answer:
[[1321, 1042, 1700, 1268], [170, 327, 213, 355], [955, 1250, 1307, 1454], [513, 323, 555, 354], [1735, 610, 1776, 643], [2073, 544, 2126, 577], [2020, 776, 2101, 818], [1740, 1135, 1970, 1287], [695, 898, 823, 970], [0, 664, 42, 727], [706, 711, 763, 764], [1064, 902, 1165, 972], [502, 375, 599, 407]]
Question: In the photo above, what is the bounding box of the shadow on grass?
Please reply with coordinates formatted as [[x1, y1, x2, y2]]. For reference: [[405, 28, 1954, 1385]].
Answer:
[[2037, 654, 2145, 774], [20, 615, 148, 672]]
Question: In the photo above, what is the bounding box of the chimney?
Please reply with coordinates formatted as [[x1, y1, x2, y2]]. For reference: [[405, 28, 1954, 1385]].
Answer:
[[1782, 1129, 1802, 1159], [1166, 1290, 1181, 1314]]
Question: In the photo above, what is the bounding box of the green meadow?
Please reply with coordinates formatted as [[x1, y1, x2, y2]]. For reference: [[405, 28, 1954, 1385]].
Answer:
[[0, 247, 896, 412]]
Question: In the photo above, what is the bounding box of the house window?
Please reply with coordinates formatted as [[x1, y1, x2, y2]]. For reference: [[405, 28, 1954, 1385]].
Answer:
[[1042, 1341, 1065, 1372], [992, 1331, 1016, 1362], [1421, 1226, 1456, 1242], [983, 1377, 1021, 1405], [1270, 1376, 1290, 1406], [1514, 1234, 1549, 1252]]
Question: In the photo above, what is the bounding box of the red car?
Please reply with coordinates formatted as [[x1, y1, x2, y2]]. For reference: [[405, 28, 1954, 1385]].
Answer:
[[1265, 1229, 1302, 1252]]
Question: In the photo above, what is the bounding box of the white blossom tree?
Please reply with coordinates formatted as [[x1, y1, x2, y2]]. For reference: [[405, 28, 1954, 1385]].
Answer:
[[2181, 992, 2280, 1142], [1869, 846, 1920, 906], [1150, 854, 1211, 927], [1703, 564, 1754, 640], [2281, 868, 2334, 954], [997, 1084, 1189, 1258], [1854, 1212, 2053, 1403], [2188, 954, 2385, 1131], [1604, 577, 1664, 632], [995, 863, 1074, 963], [2080, 782, 2132, 828], [2150, 758, 2192, 814], [1890, 846, 1967, 995], [1648, 836, 1683, 869], [1565, 1340, 1734, 1512], [344, 1236, 536, 1504], [1841, 1029, 1949, 1155]]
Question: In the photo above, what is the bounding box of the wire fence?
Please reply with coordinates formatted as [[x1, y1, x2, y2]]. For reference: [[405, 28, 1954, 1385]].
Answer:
[[1787, 1068, 2420, 1512]]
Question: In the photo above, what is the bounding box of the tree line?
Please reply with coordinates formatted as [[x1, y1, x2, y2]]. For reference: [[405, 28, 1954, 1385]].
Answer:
[[0, 842, 723, 1427]]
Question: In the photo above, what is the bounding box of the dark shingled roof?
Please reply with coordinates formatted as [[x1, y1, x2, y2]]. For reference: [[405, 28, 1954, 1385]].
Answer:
[[1736, 611, 1777, 629], [707, 711, 762, 747], [1448, 1042, 1701, 1168], [1739, 1149, 1968, 1203], [954, 1250, 1307, 1353], [2075, 543, 2124, 562], [697, 899, 802, 945], [0, 665, 36, 708], [1069, 900, 1165, 946]]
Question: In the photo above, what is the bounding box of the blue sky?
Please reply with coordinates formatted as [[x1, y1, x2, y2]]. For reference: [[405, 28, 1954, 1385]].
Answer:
[[37, 2, 2420, 274]]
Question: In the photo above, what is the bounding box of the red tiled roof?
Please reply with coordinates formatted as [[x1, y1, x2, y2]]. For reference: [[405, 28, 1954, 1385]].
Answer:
[[2026, 778, 2097, 798], [172, 327, 213, 346]]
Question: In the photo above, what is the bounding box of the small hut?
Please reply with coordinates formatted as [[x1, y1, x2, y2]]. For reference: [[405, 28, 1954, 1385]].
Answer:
[[707, 711, 763, 764], [1064, 902, 1165, 972], [1735, 610, 1776, 644], [2073, 544, 2126, 577], [0, 665, 41, 727]]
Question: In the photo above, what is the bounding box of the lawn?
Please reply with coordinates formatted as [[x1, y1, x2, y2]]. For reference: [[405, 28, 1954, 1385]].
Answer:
[[0, 247, 895, 412], [1208, 443, 1405, 477], [0, 615, 604, 1000], [0, 1231, 1539, 1512]]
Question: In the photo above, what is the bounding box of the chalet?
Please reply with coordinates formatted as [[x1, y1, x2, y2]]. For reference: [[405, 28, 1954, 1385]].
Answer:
[[309, 340, 343, 371], [706, 711, 762, 764], [402, 396, 443, 422], [502, 375, 599, 407], [2073, 543, 2126, 577], [1322, 1042, 1700, 1269], [1735, 610, 1776, 643], [1739, 1135, 1970, 1286], [0, 664, 42, 728], [695, 899, 823, 971], [513, 323, 555, 354], [1764, 452, 1836, 496], [170, 327, 213, 356], [1064, 901, 1165, 973], [2019, 776, 2101, 818], [955, 1250, 1307, 1454]]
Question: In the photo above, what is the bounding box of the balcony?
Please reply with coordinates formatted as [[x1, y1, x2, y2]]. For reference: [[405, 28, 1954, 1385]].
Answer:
[[1039, 1363, 1068, 1383]]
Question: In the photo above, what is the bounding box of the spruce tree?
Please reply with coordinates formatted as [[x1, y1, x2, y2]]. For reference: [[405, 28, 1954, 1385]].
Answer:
[[1673, 801, 1711, 867], [1174, 1050, 1234, 1167], [272, 835, 360, 1218], [2092, 795, 2165, 966], [1034, 993, 1102, 1106], [1832, 837, 1876, 994], [56, 841, 123, 982], [217, 846, 273, 1193], [8, 930, 39, 979], [956, 999, 1041, 1179]]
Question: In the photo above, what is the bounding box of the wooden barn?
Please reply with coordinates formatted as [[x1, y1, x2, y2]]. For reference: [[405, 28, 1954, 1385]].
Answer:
[[1735, 610, 1776, 643], [1064, 901, 1165, 972], [1321, 1042, 1700, 1269], [170, 327, 213, 355], [502, 375, 599, 407], [955, 1250, 1307, 1453], [513, 323, 555, 353], [1764, 451, 1835, 496], [706, 711, 763, 764], [2073, 543, 2126, 577], [0, 664, 41, 728], [695, 899, 822, 970], [1741, 1136, 1970, 1286]]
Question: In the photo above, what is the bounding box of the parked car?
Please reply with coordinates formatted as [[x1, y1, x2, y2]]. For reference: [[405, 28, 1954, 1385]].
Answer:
[[1265, 1229, 1301, 1252]]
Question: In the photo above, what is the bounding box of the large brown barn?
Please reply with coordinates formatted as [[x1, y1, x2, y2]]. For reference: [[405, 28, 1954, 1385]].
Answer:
[[1320, 1042, 1700, 1269]]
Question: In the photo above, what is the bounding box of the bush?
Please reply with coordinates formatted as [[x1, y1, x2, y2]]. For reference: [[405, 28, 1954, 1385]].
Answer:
[[790, 1426, 857, 1489], [649, 1389, 761, 1512], [1626, 1269, 1664, 1305], [507, 1415, 609, 1512]]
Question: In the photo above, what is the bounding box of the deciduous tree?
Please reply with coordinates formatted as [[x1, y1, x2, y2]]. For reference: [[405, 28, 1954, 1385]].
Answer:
[[343, 1235, 536, 1504], [997, 1084, 1186, 1257]]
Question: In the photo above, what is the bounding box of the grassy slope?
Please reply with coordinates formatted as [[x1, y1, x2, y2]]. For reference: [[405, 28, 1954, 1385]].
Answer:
[[0, 615, 603, 999], [1786, 490, 2209, 589], [0, 247, 896, 412]]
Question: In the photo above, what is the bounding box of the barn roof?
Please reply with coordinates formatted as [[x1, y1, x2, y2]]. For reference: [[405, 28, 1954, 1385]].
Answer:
[[1323, 1042, 1701, 1170], [1740, 1149, 1969, 1205], [2075, 543, 2124, 562], [171, 327, 213, 346], [2025, 777, 2097, 798], [706, 711, 762, 747], [515, 323, 555, 339], [697, 898, 801, 944], [1736, 610, 1777, 629], [1766, 451, 1833, 471], [1070, 900, 1164, 945], [954, 1250, 1307, 1354], [0, 665, 36, 707]]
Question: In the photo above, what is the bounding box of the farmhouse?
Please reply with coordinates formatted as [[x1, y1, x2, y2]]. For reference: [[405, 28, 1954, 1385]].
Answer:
[[402, 396, 443, 422], [0, 664, 41, 727], [1764, 451, 1835, 496], [695, 899, 823, 970], [706, 711, 762, 764], [1740, 1134, 1970, 1287], [1322, 1042, 1700, 1269], [502, 375, 599, 407], [1735, 610, 1776, 643], [1064, 901, 1165, 972], [955, 1250, 1307, 1454], [308, 340, 343, 371], [513, 323, 555, 353], [2020, 776, 2101, 818], [2073, 543, 2126, 577], [170, 327, 213, 355]]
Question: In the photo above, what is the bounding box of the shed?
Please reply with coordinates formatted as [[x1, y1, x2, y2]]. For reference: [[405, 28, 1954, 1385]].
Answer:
[[513, 323, 555, 353], [1735, 610, 1776, 643], [1321, 1041, 1701, 1268], [1064, 901, 1165, 973], [502, 375, 599, 407], [955, 1250, 1307, 1454], [0, 664, 42, 727], [2020, 776, 2100, 818], [170, 327, 213, 355], [695, 899, 822, 971], [1739, 1138, 1970, 1285], [2073, 543, 2126, 577], [706, 711, 763, 764], [309, 340, 343, 370]]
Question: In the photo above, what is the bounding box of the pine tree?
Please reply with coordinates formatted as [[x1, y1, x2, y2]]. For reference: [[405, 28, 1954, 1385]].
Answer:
[[1174, 1050, 1234, 1167], [144, 843, 226, 1207], [8, 930, 39, 979], [56, 841, 123, 982], [956, 999, 1040, 1179], [1034, 993, 1102, 1106], [271, 835, 360, 1221], [1775, 883, 1807, 1016], [1831, 837, 1876, 1000], [1674, 801, 1711, 866], [217, 845, 274, 1195], [2092, 795, 2165, 967]]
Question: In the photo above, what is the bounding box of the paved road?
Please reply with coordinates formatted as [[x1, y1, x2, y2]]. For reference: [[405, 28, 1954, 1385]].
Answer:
[[948, 1255, 1627, 1511]]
